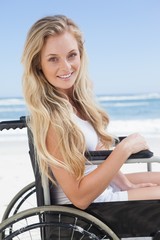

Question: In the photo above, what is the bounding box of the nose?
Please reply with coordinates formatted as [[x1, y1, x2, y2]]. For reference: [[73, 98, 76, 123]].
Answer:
[[59, 59, 71, 71]]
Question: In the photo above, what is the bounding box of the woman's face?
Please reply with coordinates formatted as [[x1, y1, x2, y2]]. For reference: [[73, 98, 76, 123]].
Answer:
[[40, 32, 81, 95]]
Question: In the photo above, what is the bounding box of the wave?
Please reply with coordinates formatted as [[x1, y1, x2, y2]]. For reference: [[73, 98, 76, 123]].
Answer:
[[1, 93, 160, 105], [0, 107, 26, 112], [102, 102, 149, 108], [0, 98, 25, 106], [97, 92, 160, 102], [108, 118, 160, 137]]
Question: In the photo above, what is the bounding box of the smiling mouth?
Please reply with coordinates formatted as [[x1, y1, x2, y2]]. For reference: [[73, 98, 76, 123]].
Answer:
[[58, 73, 72, 79]]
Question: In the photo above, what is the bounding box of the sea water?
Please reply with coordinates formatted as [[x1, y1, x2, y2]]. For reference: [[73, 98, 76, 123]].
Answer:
[[98, 93, 160, 137], [0, 92, 160, 137]]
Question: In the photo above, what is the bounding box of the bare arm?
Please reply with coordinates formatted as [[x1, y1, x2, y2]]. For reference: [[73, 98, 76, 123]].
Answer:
[[47, 127, 149, 209]]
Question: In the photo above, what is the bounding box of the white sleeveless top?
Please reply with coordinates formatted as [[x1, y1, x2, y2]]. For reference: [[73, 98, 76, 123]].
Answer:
[[72, 114, 99, 151]]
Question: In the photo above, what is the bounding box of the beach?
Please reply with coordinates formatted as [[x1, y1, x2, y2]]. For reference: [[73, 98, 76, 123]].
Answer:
[[0, 127, 160, 222], [0, 129, 34, 220]]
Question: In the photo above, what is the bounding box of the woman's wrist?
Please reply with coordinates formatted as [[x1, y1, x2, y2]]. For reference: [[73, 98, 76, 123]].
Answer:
[[116, 139, 132, 160]]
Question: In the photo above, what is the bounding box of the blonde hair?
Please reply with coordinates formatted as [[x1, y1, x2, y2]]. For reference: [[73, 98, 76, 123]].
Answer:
[[22, 15, 113, 183]]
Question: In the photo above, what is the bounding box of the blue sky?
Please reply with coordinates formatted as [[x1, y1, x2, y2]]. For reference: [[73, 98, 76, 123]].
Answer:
[[0, 0, 159, 97]]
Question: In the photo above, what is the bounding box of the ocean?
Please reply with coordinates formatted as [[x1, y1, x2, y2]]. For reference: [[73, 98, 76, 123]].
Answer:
[[0, 92, 160, 137]]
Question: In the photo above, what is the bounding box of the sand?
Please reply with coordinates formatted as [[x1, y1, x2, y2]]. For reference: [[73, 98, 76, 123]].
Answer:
[[0, 130, 34, 220]]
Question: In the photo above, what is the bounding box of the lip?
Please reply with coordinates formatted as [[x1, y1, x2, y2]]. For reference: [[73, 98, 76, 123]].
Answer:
[[57, 72, 72, 80]]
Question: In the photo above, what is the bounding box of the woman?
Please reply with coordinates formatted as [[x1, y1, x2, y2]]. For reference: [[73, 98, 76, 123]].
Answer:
[[22, 15, 160, 210]]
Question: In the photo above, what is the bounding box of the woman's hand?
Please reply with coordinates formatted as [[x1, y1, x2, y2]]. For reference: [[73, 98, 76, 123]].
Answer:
[[119, 133, 149, 156], [111, 170, 157, 191]]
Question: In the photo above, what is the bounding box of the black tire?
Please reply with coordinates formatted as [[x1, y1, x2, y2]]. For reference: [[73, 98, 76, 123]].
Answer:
[[2, 182, 36, 221], [0, 206, 119, 240]]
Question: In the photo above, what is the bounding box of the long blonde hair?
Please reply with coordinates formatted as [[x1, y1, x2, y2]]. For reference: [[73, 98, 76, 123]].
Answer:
[[22, 15, 113, 183]]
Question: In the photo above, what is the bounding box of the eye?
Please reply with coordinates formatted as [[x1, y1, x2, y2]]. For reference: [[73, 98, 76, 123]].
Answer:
[[48, 57, 59, 63], [68, 52, 78, 59]]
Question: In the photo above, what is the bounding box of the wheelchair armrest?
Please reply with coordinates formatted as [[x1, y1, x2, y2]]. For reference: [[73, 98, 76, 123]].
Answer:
[[0, 116, 26, 131], [85, 149, 160, 166], [85, 135, 156, 165], [85, 149, 153, 161]]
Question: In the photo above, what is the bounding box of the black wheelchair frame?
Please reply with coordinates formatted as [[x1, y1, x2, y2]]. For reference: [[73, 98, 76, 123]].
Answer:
[[0, 116, 160, 239]]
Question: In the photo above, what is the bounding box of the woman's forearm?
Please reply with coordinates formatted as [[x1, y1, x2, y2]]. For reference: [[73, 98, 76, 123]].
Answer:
[[51, 133, 149, 209], [77, 142, 131, 208]]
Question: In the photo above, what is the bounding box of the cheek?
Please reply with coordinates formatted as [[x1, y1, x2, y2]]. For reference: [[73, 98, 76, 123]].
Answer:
[[42, 64, 57, 78]]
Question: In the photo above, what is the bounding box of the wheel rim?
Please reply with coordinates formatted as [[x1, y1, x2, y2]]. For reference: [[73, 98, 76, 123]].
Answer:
[[0, 206, 119, 240], [2, 182, 36, 221]]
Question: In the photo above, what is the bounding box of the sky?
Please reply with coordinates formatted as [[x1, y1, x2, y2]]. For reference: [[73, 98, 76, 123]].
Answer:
[[0, 0, 160, 97]]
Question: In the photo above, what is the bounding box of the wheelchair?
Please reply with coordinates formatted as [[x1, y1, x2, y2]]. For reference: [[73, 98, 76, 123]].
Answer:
[[1, 116, 160, 240]]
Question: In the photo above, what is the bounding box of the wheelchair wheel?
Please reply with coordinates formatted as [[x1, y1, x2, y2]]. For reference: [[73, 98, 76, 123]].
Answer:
[[2, 182, 36, 221], [0, 205, 119, 240]]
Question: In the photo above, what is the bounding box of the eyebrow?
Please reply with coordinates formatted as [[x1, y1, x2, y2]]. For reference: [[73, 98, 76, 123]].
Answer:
[[46, 49, 78, 57], [46, 53, 57, 57]]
